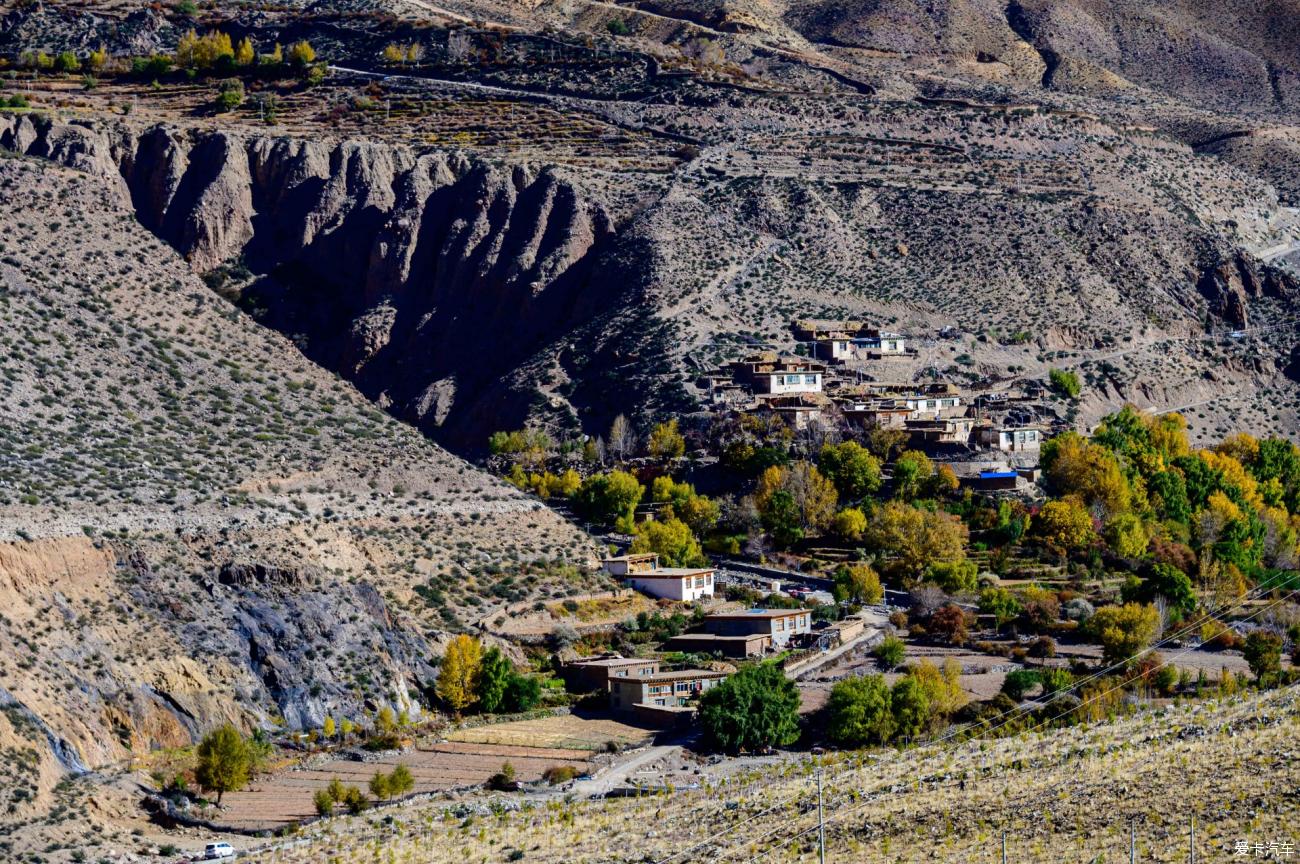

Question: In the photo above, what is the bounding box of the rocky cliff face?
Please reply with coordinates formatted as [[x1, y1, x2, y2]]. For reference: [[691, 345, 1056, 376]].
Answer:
[[0, 113, 631, 450]]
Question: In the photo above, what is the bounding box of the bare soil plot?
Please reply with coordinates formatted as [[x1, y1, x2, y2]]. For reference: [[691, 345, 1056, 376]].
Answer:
[[446, 714, 656, 751], [215, 741, 591, 832]]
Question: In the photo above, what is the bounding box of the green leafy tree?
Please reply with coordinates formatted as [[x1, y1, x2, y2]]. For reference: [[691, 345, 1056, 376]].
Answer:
[[501, 674, 541, 713], [368, 770, 391, 801], [761, 489, 804, 548], [194, 724, 253, 805], [630, 516, 707, 566], [819, 441, 882, 501], [388, 764, 415, 797], [978, 587, 1022, 626], [826, 675, 894, 747], [697, 663, 800, 754], [313, 789, 334, 816], [1001, 669, 1040, 701], [1121, 563, 1197, 620], [476, 647, 514, 714], [889, 675, 931, 741], [925, 559, 978, 594], [1049, 368, 1082, 399], [1243, 630, 1283, 685], [892, 450, 934, 501], [573, 470, 644, 528]]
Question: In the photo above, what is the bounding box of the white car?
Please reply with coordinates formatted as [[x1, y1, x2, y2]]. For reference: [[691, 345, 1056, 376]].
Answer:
[[203, 842, 235, 860]]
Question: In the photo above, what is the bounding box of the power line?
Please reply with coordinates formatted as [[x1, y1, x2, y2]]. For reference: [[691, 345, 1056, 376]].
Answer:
[[733, 586, 1298, 863], [654, 572, 1291, 864]]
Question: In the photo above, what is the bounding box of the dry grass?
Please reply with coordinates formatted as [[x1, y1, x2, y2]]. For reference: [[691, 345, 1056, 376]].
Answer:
[[236, 686, 1300, 863]]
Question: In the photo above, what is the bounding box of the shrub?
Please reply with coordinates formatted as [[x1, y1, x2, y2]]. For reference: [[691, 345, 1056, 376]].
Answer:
[[1039, 667, 1073, 695], [1049, 368, 1082, 399], [1001, 669, 1040, 701], [928, 604, 970, 646], [487, 761, 517, 791], [313, 789, 334, 816], [216, 79, 244, 112], [542, 765, 577, 785], [874, 635, 905, 670], [1027, 636, 1056, 658]]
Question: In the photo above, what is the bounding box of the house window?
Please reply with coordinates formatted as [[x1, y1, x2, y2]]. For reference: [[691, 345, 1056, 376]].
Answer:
[[804, 374, 817, 384]]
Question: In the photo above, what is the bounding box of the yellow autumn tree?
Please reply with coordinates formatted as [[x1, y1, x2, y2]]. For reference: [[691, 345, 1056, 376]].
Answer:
[[235, 37, 255, 66], [287, 39, 317, 66], [1032, 496, 1096, 552], [436, 635, 482, 716], [1043, 432, 1131, 517], [865, 500, 968, 581], [647, 418, 686, 460]]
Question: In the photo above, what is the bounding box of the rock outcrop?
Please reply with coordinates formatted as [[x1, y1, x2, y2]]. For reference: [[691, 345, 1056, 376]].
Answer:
[[1, 115, 625, 450]]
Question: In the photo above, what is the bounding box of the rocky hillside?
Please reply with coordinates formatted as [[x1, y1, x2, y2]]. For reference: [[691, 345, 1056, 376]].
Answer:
[[0, 153, 599, 835], [5, 93, 1299, 449]]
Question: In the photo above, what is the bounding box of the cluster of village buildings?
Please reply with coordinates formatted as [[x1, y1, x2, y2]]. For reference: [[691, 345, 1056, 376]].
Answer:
[[701, 320, 1055, 493], [563, 321, 1058, 722], [562, 553, 864, 723]]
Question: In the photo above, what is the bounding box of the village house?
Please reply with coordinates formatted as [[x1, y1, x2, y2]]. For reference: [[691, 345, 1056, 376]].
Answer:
[[751, 393, 830, 431], [561, 655, 661, 693], [662, 631, 773, 658], [977, 424, 1044, 452], [731, 353, 826, 395], [904, 415, 977, 447], [608, 669, 729, 713], [793, 320, 910, 363], [601, 553, 716, 601], [700, 608, 813, 648], [842, 399, 914, 429]]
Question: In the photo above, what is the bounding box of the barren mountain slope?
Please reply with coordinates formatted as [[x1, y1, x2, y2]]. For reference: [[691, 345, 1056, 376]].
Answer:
[[0, 154, 599, 837], [241, 685, 1300, 863]]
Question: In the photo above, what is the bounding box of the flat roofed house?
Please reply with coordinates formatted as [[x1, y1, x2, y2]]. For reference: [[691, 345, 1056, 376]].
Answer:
[[814, 332, 907, 363], [600, 553, 661, 577], [562, 655, 661, 693], [978, 425, 1043, 452], [625, 567, 716, 601], [843, 400, 913, 429], [608, 669, 728, 712], [702, 608, 813, 648], [662, 632, 772, 658], [904, 416, 976, 447], [732, 354, 826, 395]]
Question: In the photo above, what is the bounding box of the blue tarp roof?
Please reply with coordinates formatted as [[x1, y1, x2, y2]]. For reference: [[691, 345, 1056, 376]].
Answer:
[[979, 471, 1018, 479]]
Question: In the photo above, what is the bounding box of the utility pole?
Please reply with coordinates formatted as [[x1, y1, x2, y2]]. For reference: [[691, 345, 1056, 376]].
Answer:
[[816, 766, 826, 864], [1130, 820, 1136, 864], [1002, 830, 1007, 864], [1189, 816, 1195, 864]]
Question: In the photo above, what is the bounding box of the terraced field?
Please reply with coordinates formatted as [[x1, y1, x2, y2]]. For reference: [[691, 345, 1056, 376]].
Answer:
[[445, 714, 656, 751], [238, 686, 1300, 862], [215, 741, 592, 832]]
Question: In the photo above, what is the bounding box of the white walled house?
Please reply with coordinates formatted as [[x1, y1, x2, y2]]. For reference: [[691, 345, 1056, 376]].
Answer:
[[978, 425, 1043, 452], [602, 553, 717, 601], [624, 568, 716, 601]]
